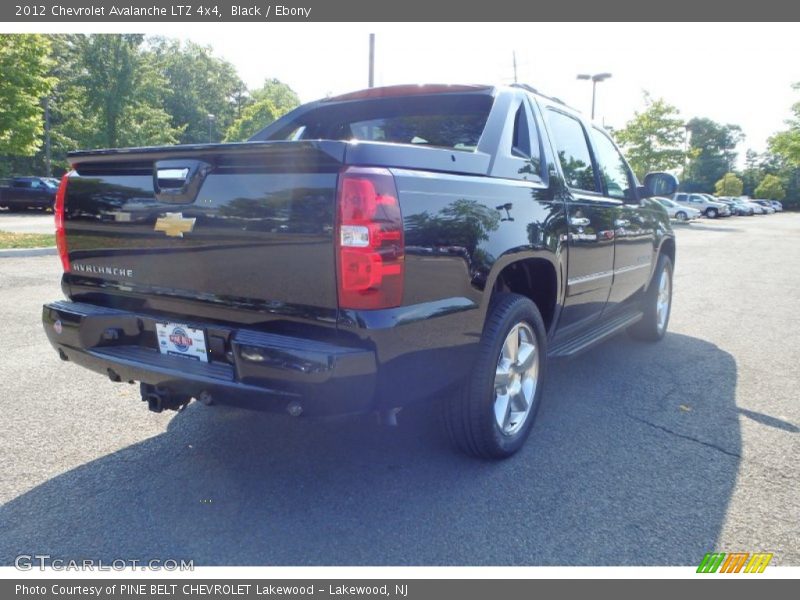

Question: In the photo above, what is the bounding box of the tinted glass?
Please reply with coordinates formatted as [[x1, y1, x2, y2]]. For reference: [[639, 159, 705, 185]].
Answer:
[[590, 128, 633, 200], [264, 94, 494, 151], [512, 105, 531, 158], [546, 110, 597, 192]]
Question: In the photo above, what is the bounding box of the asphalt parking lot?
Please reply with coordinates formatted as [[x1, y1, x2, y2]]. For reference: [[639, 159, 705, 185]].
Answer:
[[0, 213, 798, 566]]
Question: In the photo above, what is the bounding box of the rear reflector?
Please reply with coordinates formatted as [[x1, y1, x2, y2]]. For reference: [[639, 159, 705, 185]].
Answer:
[[55, 172, 71, 272], [336, 167, 404, 310]]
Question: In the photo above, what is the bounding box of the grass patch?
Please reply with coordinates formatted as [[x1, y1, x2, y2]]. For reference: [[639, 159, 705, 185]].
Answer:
[[0, 231, 55, 249]]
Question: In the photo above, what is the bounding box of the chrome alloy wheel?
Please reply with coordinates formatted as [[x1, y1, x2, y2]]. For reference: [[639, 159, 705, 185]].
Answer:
[[656, 268, 671, 333], [493, 323, 539, 436]]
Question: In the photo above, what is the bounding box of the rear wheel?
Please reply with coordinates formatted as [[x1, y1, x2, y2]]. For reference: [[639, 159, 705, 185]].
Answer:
[[629, 254, 673, 342], [442, 293, 546, 459]]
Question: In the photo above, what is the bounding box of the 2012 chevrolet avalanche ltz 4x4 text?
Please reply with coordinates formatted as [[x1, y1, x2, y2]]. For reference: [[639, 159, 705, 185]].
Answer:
[[43, 84, 678, 458]]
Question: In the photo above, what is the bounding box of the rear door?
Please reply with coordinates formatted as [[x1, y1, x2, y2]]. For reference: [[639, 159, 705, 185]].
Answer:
[[543, 107, 616, 331], [587, 127, 653, 307], [9, 179, 35, 206]]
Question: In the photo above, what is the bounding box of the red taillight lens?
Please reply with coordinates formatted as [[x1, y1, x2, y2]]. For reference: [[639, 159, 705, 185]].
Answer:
[[336, 167, 404, 310], [55, 171, 71, 272]]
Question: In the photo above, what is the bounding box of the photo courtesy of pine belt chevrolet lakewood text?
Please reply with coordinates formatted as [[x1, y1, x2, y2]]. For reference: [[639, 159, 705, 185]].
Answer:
[[43, 84, 678, 459]]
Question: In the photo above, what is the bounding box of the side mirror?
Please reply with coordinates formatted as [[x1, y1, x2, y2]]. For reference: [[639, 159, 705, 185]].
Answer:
[[641, 172, 679, 198]]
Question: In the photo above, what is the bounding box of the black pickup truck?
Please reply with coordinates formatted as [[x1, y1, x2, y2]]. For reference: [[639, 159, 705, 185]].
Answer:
[[43, 84, 677, 458]]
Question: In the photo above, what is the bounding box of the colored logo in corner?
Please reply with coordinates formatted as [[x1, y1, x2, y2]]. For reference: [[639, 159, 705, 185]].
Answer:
[[697, 552, 773, 573], [169, 327, 193, 352]]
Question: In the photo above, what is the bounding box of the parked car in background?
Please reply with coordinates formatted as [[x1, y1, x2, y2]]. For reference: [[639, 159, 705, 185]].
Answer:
[[753, 200, 776, 214], [656, 197, 701, 221], [712, 196, 743, 215], [770, 200, 783, 212], [722, 197, 755, 216], [0, 176, 58, 210], [672, 192, 730, 218]]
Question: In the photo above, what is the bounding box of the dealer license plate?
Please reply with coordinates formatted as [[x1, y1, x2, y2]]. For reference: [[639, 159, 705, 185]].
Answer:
[[155, 322, 208, 363]]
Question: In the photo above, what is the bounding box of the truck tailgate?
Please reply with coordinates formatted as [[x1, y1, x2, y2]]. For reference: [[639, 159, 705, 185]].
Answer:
[[63, 141, 346, 324]]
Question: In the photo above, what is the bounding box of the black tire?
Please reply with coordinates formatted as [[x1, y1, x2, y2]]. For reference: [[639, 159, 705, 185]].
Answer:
[[676, 211, 687, 221], [629, 254, 673, 342], [441, 293, 547, 459], [706, 207, 718, 218]]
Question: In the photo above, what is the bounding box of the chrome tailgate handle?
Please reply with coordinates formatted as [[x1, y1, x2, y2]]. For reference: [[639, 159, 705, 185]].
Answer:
[[153, 159, 212, 204]]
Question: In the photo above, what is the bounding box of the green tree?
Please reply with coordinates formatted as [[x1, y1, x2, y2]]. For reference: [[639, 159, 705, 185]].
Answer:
[[223, 98, 279, 142], [740, 149, 762, 197], [74, 34, 180, 148], [223, 79, 300, 142], [148, 38, 246, 144], [614, 92, 686, 180], [250, 78, 300, 115], [0, 35, 54, 158], [714, 172, 744, 197], [769, 82, 800, 166], [683, 118, 744, 192], [754, 174, 785, 200]]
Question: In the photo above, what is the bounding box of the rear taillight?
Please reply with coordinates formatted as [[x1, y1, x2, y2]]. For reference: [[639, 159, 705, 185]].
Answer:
[[336, 167, 404, 310], [55, 171, 71, 272]]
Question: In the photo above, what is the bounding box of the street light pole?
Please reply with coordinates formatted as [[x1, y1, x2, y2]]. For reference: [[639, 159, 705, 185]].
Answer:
[[576, 72, 612, 120], [368, 33, 375, 88], [207, 113, 216, 142]]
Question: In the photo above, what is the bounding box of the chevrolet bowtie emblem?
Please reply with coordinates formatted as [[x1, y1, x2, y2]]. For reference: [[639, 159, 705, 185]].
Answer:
[[154, 213, 196, 238]]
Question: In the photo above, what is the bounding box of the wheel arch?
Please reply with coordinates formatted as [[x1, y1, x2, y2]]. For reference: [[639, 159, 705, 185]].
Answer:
[[486, 256, 560, 336]]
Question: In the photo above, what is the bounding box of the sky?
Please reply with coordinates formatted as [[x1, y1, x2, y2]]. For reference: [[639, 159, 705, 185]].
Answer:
[[184, 22, 799, 161], [6, 22, 800, 161]]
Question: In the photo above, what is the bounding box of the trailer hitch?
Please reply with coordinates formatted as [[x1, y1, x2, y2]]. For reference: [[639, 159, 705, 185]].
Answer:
[[140, 383, 191, 413]]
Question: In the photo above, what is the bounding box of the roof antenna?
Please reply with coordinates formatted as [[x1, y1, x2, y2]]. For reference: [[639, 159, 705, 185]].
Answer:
[[513, 50, 518, 84]]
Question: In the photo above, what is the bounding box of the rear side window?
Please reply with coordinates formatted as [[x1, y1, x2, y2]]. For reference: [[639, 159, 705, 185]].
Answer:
[[12, 180, 32, 189], [589, 128, 634, 200], [546, 110, 597, 192], [262, 94, 494, 151], [512, 105, 532, 158]]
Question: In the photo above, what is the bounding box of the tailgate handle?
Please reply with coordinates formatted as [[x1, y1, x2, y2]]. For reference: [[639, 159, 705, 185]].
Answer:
[[153, 159, 211, 204]]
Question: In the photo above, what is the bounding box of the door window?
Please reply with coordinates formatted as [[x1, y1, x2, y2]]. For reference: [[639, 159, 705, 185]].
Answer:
[[589, 128, 634, 201], [546, 110, 597, 192]]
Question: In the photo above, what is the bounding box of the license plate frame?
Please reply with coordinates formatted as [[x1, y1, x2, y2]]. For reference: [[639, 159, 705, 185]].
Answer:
[[155, 322, 208, 363]]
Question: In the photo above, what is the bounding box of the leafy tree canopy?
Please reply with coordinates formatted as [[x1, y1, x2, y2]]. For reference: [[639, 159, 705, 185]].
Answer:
[[615, 92, 686, 180], [148, 38, 247, 144], [682, 117, 744, 192], [768, 82, 800, 166], [251, 78, 301, 116], [754, 173, 785, 200], [223, 79, 301, 142], [0, 34, 54, 156], [714, 172, 743, 197], [223, 98, 280, 142]]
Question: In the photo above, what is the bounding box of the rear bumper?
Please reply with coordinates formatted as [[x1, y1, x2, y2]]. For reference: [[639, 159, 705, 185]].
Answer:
[[42, 300, 377, 416]]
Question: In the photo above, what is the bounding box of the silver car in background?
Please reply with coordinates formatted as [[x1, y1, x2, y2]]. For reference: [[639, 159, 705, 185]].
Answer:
[[672, 192, 731, 218], [656, 197, 702, 221]]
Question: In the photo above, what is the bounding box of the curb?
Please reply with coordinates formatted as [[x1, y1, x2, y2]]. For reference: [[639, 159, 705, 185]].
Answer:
[[0, 247, 57, 258]]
